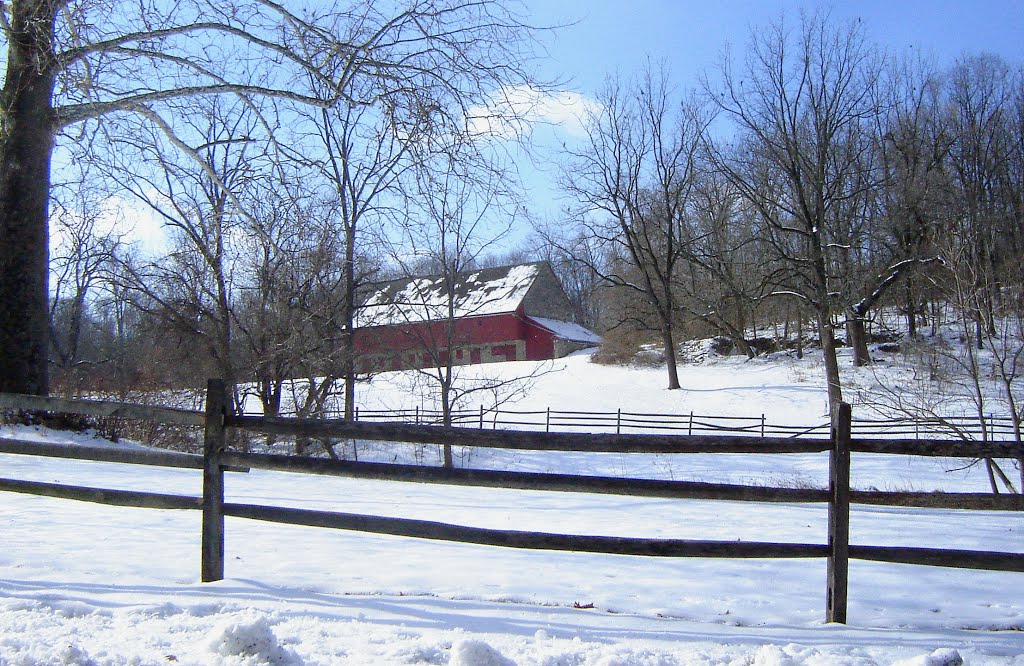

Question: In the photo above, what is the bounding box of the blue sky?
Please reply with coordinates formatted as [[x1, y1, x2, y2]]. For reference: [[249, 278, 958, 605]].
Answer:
[[495, 0, 1024, 249], [89, 2, 1024, 259], [524, 0, 1024, 93]]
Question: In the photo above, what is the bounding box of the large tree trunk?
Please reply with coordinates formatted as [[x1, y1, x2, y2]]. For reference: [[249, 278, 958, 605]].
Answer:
[[661, 323, 681, 390], [904, 282, 918, 339], [0, 0, 60, 396], [845, 312, 871, 367], [342, 226, 357, 422], [441, 374, 454, 468], [818, 313, 843, 414], [734, 336, 755, 359]]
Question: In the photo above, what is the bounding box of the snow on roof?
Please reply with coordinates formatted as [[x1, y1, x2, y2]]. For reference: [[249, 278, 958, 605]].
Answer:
[[356, 263, 541, 328], [528, 316, 602, 344]]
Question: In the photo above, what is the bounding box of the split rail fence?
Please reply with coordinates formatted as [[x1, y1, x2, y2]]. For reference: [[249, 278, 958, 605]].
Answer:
[[339, 405, 1022, 440], [1, 379, 1023, 624]]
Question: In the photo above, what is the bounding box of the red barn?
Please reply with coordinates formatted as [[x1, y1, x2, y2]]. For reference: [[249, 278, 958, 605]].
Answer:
[[352, 262, 600, 372]]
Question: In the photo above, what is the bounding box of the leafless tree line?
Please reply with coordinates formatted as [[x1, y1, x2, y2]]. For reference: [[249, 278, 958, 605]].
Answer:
[[26, 7, 1024, 473], [25, 0, 549, 445], [549, 12, 1024, 428]]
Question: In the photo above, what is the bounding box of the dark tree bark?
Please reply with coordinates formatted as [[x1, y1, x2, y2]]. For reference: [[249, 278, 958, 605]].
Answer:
[[845, 314, 871, 368], [660, 325, 681, 389], [0, 0, 61, 395]]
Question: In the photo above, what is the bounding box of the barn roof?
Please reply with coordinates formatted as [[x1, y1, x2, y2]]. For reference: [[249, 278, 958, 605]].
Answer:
[[355, 262, 545, 328], [527, 316, 603, 344]]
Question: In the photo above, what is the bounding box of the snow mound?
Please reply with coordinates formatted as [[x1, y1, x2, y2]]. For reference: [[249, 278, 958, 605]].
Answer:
[[450, 638, 516, 666], [58, 644, 99, 666], [892, 648, 964, 666], [206, 613, 302, 665], [751, 643, 881, 665]]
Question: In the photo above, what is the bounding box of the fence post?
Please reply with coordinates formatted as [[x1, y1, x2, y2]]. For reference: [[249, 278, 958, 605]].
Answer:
[[616, 408, 621, 435], [480, 404, 485, 430], [761, 413, 766, 438], [826, 401, 852, 624], [201, 378, 227, 583]]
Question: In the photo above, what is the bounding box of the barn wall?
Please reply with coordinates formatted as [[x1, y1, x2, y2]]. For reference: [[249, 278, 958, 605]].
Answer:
[[352, 313, 534, 372], [524, 319, 556, 361]]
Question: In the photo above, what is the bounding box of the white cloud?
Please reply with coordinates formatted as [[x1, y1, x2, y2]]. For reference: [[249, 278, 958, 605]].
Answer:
[[467, 86, 600, 140], [50, 195, 169, 261], [109, 199, 169, 257]]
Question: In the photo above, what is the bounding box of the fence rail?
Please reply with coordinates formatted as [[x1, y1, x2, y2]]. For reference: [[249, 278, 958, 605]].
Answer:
[[333, 405, 1022, 441], [1, 382, 1022, 626]]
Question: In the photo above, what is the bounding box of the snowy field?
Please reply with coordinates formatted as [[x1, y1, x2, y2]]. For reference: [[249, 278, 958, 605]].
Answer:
[[1, 349, 1022, 664]]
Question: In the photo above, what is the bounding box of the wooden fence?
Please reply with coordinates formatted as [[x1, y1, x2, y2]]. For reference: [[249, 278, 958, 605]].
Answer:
[[332, 405, 1022, 441], [1, 379, 1023, 625]]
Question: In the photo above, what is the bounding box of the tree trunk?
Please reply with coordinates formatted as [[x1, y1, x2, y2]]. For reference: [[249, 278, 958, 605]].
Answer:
[[985, 458, 1000, 495], [260, 378, 282, 418], [441, 378, 453, 468], [818, 313, 843, 414], [905, 282, 917, 339], [0, 0, 60, 396], [661, 324, 681, 390], [796, 306, 804, 359], [342, 224, 357, 421], [257, 377, 282, 446], [845, 312, 871, 367]]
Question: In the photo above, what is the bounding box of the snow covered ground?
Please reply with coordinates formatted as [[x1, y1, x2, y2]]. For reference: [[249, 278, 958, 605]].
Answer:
[[1, 349, 1022, 664]]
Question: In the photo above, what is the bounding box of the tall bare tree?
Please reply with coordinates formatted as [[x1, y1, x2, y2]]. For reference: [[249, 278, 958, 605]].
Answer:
[[293, 89, 414, 422], [708, 12, 885, 411], [232, 174, 350, 422], [381, 132, 533, 467], [945, 54, 1021, 347], [673, 172, 771, 358], [0, 0, 548, 396], [562, 64, 712, 389], [109, 96, 267, 408], [48, 196, 124, 395], [874, 57, 951, 340]]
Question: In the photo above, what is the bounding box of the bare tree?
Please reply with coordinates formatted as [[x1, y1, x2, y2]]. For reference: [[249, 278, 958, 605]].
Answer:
[[291, 88, 414, 423], [870, 236, 1021, 494], [110, 96, 266, 408], [674, 172, 771, 358], [380, 135, 536, 467], [232, 175, 345, 420], [48, 187, 126, 395], [234, 176, 366, 457], [0, 0, 549, 396], [708, 12, 885, 412], [945, 54, 1021, 347], [0, 0, 337, 394], [874, 56, 951, 340], [533, 231, 606, 330], [561, 64, 712, 389]]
